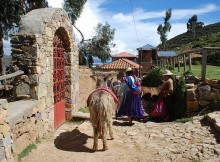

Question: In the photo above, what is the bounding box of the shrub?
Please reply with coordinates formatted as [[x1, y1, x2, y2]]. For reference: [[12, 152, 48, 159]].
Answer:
[[141, 67, 163, 87], [193, 60, 201, 65], [18, 144, 37, 161], [183, 69, 193, 76], [173, 77, 187, 120]]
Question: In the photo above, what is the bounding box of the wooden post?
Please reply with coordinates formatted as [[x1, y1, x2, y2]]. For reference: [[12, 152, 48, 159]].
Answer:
[[189, 53, 192, 70], [201, 50, 207, 80], [172, 57, 175, 71], [164, 59, 166, 69], [178, 56, 180, 72], [183, 55, 186, 72]]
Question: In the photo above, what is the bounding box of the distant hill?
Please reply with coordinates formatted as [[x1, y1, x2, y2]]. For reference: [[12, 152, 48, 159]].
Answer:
[[164, 22, 220, 53]]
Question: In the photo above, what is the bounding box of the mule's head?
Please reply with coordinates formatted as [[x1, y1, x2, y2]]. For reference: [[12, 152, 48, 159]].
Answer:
[[96, 76, 113, 89]]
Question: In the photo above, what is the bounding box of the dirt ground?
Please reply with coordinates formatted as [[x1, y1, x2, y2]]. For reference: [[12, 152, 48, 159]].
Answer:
[[22, 116, 220, 162]]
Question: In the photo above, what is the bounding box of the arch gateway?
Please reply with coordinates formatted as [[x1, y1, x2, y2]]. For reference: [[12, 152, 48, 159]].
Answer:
[[10, 8, 79, 129]]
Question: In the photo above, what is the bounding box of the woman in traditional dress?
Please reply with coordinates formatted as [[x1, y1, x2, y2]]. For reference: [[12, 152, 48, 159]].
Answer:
[[117, 67, 144, 125], [161, 70, 174, 121]]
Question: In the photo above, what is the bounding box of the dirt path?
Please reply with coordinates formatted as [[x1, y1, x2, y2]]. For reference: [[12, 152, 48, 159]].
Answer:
[[22, 116, 220, 162]]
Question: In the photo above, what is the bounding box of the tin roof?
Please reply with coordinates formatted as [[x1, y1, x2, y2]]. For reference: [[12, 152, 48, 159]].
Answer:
[[101, 58, 140, 70], [137, 44, 156, 50], [158, 51, 177, 57], [112, 52, 137, 58]]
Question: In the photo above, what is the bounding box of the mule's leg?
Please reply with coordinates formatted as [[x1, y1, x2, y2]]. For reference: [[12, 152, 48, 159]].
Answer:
[[102, 124, 108, 150], [93, 127, 98, 151], [108, 119, 114, 140]]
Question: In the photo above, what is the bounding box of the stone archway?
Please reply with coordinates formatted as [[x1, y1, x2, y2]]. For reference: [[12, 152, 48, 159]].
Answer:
[[10, 8, 79, 129]]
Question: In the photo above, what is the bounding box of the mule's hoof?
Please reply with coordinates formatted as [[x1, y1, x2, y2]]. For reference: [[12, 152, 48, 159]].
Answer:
[[93, 147, 98, 151], [103, 147, 109, 151], [110, 137, 114, 140]]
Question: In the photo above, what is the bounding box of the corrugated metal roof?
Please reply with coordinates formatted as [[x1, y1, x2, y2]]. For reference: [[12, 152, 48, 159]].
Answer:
[[158, 51, 177, 57], [137, 44, 156, 50]]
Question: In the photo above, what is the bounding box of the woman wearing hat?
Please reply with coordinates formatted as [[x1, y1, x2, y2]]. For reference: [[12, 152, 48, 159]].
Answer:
[[161, 70, 174, 121], [117, 67, 144, 125]]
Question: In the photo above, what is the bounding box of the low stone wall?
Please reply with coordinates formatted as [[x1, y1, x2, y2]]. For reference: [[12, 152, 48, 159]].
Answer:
[[186, 79, 220, 112], [0, 99, 54, 161]]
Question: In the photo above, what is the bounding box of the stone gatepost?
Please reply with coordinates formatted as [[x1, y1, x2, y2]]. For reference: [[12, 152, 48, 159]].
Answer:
[[10, 8, 79, 126]]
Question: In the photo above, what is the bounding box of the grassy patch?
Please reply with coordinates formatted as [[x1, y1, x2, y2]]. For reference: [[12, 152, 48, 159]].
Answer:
[[175, 117, 192, 123], [18, 144, 37, 161], [78, 106, 89, 113], [173, 65, 220, 79]]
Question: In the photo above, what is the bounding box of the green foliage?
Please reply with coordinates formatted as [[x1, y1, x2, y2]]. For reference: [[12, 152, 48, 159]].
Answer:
[[157, 8, 172, 49], [18, 144, 37, 161], [192, 60, 201, 65], [78, 106, 89, 113], [207, 51, 220, 64], [187, 15, 204, 38], [173, 77, 187, 120], [167, 65, 174, 71], [183, 69, 194, 76], [141, 67, 163, 87], [165, 22, 220, 51], [79, 22, 115, 66], [174, 65, 220, 79], [175, 117, 192, 123], [63, 0, 87, 24]]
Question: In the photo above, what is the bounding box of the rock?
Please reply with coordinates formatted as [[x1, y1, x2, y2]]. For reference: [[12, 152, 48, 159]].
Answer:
[[185, 83, 195, 89], [187, 88, 198, 101], [0, 147, 6, 161], [0, 124, 10, 137], [187, 101, 199, 111], [15, 82, 30, 96], [204, 79, 218, 85], [199, 85, 211, 92], [141, 87, 161, 96], [199, 100, 210, 106], [201, 91, 219, 101], [0, 100, 8, 110]]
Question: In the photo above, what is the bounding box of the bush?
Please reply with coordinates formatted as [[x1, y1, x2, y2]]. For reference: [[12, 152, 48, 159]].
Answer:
[[141, 67, 163, 87], [193, 60, 201, 65], [173, 77, 187, 120], [183, 69, 193, 76]]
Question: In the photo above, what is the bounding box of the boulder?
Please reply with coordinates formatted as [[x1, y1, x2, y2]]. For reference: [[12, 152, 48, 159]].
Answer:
[[199, 100, 210, 106], [187, 101, 199, 112], [186, 88, 198, 101], [142, 87, 161, 96], [200, 91, 219, 102], [185, 83, 195, 89], [199, 85, 211, 92]]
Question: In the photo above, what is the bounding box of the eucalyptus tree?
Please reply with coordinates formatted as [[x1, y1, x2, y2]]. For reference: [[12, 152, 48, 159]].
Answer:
[[78, 22, 115, 67], [157, 8, 172, 49], [187, 15, 204, 38]]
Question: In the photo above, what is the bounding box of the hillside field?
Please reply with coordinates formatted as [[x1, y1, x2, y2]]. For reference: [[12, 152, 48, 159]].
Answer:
[[173, 65, 220, 79]]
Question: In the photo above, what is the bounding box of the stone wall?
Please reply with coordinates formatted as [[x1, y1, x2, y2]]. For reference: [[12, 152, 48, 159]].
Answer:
[[0, 100, 12, 161], [0, 99, 55, 161], [186, 79, 220, 112]]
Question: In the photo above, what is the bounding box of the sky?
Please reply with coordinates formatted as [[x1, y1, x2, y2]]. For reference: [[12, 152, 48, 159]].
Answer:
[[4, 0, 220, 56]]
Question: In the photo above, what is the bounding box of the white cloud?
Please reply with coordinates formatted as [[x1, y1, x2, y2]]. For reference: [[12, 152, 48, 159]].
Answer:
[[47, 0, 63, 8], [27, 1, 220, 56]]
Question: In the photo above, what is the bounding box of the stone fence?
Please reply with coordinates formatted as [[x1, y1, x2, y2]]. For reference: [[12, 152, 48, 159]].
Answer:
[[186, 78, 220, 113], [0, 99, 54, 161]]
